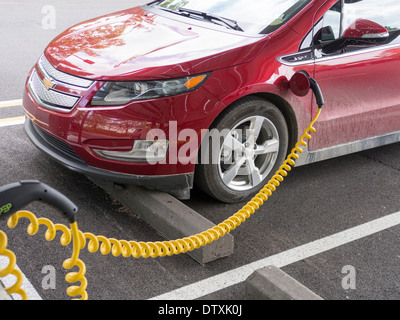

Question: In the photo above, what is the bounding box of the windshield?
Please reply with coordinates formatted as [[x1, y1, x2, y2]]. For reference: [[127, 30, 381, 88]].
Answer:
[[151, 0, 312, 34]]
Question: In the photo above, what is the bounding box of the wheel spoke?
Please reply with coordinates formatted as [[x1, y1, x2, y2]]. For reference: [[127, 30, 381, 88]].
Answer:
[[223, 133, 245, 153], [247, 116, 265, 145], [221, 157, 246, 185], [254, 138, 279, 156], [247, 159, 262, 186]]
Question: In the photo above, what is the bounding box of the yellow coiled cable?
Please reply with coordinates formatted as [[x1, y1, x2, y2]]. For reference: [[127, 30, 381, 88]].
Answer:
[[5, 212, 87, 300], [0, 230, 28, 300], [1, 108, 321, 300], [75, 108, 322, 259]]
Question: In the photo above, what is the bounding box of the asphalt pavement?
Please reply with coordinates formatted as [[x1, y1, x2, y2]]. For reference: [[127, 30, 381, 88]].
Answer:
[[1, 0, 400, 303]]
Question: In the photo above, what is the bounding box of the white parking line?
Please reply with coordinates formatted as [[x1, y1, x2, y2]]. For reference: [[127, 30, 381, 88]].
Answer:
[[0, 256, 42, 300], [0, 99, 22, 108], [0, 99, 25, 127], [150, 211, 400, 300], [0, 116, 25, 128]]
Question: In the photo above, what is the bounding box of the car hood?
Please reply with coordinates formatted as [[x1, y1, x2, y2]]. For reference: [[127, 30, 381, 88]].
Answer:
[[44, 6, 268, 81]]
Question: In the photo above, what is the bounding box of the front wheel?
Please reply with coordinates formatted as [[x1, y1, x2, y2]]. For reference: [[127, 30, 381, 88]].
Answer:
[[195, 97, 289, 203]]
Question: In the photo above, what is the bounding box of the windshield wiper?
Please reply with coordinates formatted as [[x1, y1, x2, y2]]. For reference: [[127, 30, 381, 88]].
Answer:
[[147, 0, 164, 5], [177, 7, 243, 31], [155, 4, 243, 31]]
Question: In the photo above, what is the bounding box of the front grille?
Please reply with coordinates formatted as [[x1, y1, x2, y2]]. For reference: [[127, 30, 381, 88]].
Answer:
[[32, 123, 86, 165], [28, 55, 94, 112], [29, 70, 81, 110]]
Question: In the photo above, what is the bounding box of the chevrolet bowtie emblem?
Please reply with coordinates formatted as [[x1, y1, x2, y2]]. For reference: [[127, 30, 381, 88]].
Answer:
[[43, 77, 55, 90]]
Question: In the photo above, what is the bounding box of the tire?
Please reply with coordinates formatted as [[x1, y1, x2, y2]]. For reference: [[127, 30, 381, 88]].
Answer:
[[195, 97, 289, 203]]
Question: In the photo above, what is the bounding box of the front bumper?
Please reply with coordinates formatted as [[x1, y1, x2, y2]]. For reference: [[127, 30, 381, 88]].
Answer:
[[24, 118, 194, 191]]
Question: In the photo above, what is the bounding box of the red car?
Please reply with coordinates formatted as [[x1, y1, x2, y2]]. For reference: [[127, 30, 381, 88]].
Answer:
[[23, 0, 400, 203]]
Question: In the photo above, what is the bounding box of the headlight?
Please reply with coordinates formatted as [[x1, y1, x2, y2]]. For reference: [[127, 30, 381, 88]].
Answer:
[[91, 73, 210, 106]]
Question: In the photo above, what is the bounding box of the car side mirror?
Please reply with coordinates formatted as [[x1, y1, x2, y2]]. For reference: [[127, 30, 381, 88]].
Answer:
[[342, 18, 389, 43], [322, 19, 389, 54]]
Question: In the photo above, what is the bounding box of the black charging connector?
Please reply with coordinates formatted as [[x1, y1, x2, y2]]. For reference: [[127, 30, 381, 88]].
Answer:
[[0, 180, 77, 223]]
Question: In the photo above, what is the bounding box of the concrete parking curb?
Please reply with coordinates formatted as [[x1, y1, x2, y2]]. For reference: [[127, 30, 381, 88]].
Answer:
[[90, 178, 234, 264], [245, 265, 323, 300]]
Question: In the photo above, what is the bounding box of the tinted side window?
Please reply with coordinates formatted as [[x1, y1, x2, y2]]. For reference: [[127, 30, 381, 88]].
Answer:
[[300, 1, 341, 50], [342, 0, 400, 45]]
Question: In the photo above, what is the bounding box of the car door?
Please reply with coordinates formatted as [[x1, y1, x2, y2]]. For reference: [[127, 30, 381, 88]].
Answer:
[[309, 0, 400, 151]]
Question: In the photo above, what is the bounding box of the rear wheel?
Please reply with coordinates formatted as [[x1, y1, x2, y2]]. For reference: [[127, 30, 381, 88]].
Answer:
[[195, 97, 289, 203]]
